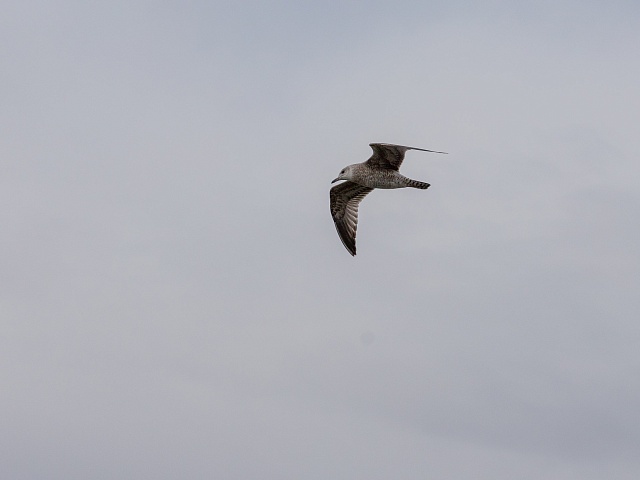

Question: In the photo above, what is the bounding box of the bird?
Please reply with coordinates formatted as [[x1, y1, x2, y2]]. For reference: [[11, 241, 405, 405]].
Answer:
[[330, 143, 447, 256]]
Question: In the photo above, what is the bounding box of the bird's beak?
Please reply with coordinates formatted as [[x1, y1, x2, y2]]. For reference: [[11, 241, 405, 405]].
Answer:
[[331, 178, 340, 184]]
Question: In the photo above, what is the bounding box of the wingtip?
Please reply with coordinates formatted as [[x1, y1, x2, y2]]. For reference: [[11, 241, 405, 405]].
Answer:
[[413, 148, 448, 154], [345, 241, 356, 256], [344, 238, 357, 256]]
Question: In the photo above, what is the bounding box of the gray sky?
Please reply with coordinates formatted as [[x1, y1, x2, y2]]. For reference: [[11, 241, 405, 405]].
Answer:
[[2, 0, 640, 478]]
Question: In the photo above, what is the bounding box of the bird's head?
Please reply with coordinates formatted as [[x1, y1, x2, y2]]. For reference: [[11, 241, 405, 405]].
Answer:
[[331, 165, 354, 183]]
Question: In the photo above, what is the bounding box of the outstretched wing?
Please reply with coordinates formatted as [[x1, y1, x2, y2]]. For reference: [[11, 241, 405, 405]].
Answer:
[[330, 181, 374, 256], [366, 143, 447, 171]]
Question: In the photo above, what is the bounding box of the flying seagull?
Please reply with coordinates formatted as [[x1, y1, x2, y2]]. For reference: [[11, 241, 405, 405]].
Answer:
[[330, 143, 447, 256]]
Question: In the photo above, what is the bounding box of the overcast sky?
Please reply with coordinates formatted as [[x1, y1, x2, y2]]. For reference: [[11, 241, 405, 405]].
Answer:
[[2, 1, 640, 478]]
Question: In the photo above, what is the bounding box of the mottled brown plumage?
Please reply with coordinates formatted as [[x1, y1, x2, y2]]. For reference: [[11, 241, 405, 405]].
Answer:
[[330, 142, 446, 256], [329, 181, 373, 256]]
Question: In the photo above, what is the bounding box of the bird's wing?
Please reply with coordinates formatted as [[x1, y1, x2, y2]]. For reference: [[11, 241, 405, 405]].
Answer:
[[366, 143, 447, 171], [330, 181, 374, 256]]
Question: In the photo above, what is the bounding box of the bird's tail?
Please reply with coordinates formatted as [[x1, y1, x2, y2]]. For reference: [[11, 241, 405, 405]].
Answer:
[[406, 179, 430, 189]]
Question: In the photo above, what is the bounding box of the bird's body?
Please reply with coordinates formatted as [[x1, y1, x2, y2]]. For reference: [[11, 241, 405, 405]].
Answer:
[[330, 143, 446, 256], [340, 164, 430, 189]]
